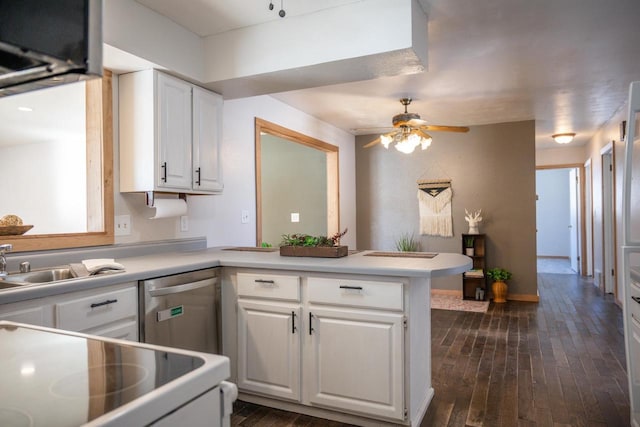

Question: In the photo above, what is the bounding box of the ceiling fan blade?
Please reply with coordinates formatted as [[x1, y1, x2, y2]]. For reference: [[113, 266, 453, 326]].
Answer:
[[363, 131, 396, 148], [404, 118, 428, 127], [363, 137, 381, 148], [352, 126, 394, 133], [420, 124, 470, 133]]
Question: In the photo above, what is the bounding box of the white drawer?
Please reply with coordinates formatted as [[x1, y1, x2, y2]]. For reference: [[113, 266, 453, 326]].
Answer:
[[237, 272, 300, 301], [630, 280, 640, 327], [56, 287, 138, 332], [307, 277, 403, 311], [88, 320, 138, 341]]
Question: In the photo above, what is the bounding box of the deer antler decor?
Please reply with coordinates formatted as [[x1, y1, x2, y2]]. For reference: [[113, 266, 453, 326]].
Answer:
[[464, 209, 482, 234]]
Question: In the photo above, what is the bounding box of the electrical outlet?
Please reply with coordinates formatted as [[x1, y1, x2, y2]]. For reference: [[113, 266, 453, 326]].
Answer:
[[180, 215, 189, 232], [241, 210, 249, 224], [291, 212, 300, 223], [115, 215, 131, 236]]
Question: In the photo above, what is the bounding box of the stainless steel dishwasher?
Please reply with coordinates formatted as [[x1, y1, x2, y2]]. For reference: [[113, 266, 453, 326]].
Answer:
[[139, 268, 221, 354]]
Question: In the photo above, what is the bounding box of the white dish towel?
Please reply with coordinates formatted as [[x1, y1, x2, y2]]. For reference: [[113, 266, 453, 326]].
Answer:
[[81, 258, 125, 275]]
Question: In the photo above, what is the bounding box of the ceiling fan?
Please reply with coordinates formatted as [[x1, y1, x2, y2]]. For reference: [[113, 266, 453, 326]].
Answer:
[[362, 98, 470, 153]]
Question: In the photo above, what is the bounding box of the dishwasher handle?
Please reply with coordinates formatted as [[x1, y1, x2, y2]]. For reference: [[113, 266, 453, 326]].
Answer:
[[148, 277, 218, 297]]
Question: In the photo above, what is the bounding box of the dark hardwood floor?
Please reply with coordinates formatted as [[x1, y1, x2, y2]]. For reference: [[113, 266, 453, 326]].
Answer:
[[231, 273, 630, 426]]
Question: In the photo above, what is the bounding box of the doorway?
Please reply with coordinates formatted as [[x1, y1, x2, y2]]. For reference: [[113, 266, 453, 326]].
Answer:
[[254, 118, 340, 247], [601, 144, 617, 297], [536, 165, 586, 275]]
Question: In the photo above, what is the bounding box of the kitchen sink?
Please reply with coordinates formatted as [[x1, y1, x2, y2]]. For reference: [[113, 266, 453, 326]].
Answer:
[[1, 266, 74, 286], [0, 281, 26, 289]]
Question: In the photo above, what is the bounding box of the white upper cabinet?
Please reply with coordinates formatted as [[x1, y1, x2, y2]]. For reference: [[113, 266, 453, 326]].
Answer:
[[193, 86, 224, 192], [157, 72, 192, 190], [119, 69, 224, 194]]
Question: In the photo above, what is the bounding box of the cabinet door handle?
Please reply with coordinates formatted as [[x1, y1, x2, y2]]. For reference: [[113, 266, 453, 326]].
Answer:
[[161, 162, 167, 182], [632, 296, 640, 305], [339, 285, 363, 290], [291, 311, 297, 334], [309, 312, 314, 335], [195, 167, 201, 186], [255, 279, 275, 285], [90, 299, 118, 308]]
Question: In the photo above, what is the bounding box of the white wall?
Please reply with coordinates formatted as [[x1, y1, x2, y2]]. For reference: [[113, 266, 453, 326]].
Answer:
[[536, 169, 571, 257], [112, 81, 357, 248], [103, 0, 204, 81], [584, 106, 627, 303], [536, 145, 588, 166], [0, 140, 87, 234]]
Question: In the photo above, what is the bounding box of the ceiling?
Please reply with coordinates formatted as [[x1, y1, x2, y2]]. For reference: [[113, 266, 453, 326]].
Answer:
[[90, 1, 640, 150], [135, 0, 640, 150]]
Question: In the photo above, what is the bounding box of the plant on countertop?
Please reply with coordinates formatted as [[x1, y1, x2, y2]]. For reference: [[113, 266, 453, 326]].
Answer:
[[280, 228, 348, 247], [395, 233, 420, 252], [261, 242, 273, 248], [486, 267, 512, 282]]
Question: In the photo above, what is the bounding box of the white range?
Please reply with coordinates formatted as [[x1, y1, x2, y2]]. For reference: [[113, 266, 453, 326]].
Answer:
[[0, 321, 237, 427]]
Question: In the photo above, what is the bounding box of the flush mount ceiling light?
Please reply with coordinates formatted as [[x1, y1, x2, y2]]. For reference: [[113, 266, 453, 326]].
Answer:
[[362, 98, 469, 154], [552, 132, 576, 144]]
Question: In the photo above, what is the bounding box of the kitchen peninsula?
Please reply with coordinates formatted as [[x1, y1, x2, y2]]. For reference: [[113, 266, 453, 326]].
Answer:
[[0, 245, 470, 426]]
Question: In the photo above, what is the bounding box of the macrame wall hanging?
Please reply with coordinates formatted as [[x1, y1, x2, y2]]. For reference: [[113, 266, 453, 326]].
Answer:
[[417, 179, 453, 237]]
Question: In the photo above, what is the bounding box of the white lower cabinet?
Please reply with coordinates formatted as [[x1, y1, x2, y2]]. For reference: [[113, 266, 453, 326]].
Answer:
[[0, 303, 49, 326], [307, 307, 404, 420], [232, 271, 406, 423], [0, 282, 138, 340], [237, 300, 301, 401]]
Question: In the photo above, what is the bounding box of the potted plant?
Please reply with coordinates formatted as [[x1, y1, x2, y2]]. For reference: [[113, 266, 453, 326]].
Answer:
[[464, 236, 475, 256], [395, 233, 420, 252], [486, 267, 512, 303], [280, 228, 348, 258]]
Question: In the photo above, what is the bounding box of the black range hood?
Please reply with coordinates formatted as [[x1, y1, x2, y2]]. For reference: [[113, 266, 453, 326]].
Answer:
[[0, 0, 102, 97]]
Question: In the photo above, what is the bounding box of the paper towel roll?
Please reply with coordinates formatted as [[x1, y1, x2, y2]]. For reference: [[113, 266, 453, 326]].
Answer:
[[150, 199, 188, 219]]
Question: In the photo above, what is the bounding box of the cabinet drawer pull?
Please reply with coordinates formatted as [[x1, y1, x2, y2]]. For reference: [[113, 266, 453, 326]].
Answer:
[[195, 167, 201, 186], [90, 299, 118, 308], [161, 162, 167, 182], [255, 279, 275, 285], [339, 285, 363, 291], [309, 312, 314, 335], [633, 296, 640, 305], [291, 311, 297, 334]]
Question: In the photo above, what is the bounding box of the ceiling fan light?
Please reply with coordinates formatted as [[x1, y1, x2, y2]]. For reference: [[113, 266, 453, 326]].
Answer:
[[395, 139, 417, 154], [552, 132, 576, 144], [380, 134, 393, 149], [420, 135, 433, 150]]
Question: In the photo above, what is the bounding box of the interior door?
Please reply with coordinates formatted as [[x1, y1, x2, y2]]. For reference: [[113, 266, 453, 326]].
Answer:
[[569, 168, 579, 273], [603, 151, 615, 293]]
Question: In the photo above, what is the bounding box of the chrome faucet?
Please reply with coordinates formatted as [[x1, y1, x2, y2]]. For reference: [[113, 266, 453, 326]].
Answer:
[[19, 261, 30, 273], [0, 243, 12, 278]]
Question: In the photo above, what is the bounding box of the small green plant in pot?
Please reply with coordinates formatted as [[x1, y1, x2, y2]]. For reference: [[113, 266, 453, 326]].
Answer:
[[395, 233, 420, 252], [464, 236, 475, 256], [486, 267, 512, 303]]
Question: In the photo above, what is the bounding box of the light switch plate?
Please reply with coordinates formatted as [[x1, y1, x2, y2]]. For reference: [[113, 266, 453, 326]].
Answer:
[[115, 215, 131, 236], [180, 215, 189, 232], [291, 212, 300, 223], [241, 210, 250, 224]]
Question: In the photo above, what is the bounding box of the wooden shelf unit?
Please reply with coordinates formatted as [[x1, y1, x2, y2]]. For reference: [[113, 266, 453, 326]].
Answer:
[[462, 234, 487, 300]]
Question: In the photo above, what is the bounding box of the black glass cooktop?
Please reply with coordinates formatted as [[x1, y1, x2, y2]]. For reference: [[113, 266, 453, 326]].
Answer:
[[0, 324, 205, 427]]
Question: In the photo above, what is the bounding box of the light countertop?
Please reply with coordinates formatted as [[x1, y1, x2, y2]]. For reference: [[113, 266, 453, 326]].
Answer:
[[0, 247, 472, 304]]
